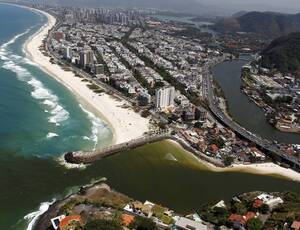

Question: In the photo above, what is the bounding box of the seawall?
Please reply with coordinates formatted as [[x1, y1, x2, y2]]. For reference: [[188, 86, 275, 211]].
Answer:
[[64, 135, 225, 167]]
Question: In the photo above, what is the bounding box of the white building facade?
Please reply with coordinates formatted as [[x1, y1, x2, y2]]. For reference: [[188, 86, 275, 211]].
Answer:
[[155, 86, 175, 109]]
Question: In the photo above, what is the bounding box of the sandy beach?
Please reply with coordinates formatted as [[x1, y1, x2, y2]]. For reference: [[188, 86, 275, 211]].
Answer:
[[168, 140, 300, 183], [24, 10, 150, 145], [23, 7, 300, 183]]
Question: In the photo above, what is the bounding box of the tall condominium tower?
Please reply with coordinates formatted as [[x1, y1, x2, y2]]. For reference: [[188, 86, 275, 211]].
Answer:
[[155, 86, 175, 109]]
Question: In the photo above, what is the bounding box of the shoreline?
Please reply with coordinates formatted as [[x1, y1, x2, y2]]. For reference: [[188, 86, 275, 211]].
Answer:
[[23, 7, 150, 145], [19, 5, 300, 183], [241, 82, 300, 134], [168, 139, 300, 183]]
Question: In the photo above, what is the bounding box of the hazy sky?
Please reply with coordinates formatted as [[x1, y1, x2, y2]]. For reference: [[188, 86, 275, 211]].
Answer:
[[45, 0, 300, 15], [199, 0, 300, 14]]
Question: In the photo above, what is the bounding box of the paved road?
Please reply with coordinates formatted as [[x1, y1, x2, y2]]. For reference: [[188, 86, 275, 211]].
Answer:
[[202, 60, 300, 170], [47, 20, 300, 170]]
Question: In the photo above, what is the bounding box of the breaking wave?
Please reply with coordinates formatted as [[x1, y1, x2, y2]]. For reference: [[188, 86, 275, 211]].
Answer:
[[0, 30, 69, 127], [24, 199, 55, 230], [46, 132, 59, 139], [79, 104, 110, 150]]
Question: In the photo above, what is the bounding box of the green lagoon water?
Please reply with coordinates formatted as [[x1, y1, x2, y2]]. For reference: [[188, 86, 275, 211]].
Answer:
[[212, 60, 300, 144], [0, 4, 299, 230]]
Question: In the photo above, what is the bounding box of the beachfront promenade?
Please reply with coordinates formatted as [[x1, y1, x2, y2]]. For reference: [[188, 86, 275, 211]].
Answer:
[[43, 11, 300, 172]]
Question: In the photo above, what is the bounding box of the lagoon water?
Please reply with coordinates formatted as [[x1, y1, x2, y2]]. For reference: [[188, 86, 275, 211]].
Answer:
[[0, 4, 300, 230], [212, 60, 300, 144]]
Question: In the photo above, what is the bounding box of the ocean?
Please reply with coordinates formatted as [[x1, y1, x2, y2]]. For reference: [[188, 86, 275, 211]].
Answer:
[[1, 4, 300, 230], [0, 3, 113, 229]]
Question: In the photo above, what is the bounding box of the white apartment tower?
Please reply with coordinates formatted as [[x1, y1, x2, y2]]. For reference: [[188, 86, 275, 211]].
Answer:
[[155, 86, 175, 109], [64, 46, 72, 60]]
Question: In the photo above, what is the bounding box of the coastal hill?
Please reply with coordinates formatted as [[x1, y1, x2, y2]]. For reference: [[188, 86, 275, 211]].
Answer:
[[260, 32, 300, 72], [214, 11, 300, 38], [34, 182, 300, 230]]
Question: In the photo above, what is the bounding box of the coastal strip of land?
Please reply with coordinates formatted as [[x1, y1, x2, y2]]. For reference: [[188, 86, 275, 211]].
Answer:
[[24, 9, 150, 145], [23, 6, 300, 183], [169, 140, 300, 182]]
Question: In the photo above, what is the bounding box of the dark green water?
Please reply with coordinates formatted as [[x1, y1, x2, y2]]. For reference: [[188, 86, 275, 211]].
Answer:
[[212, 60, 300, 144], [3, 141, 300, 229], [0, 4, 299, 230]]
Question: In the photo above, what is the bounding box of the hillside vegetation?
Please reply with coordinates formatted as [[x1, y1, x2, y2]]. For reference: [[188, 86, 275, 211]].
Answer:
[[260, 32, 300, 73], [215, 11, 300, 38]]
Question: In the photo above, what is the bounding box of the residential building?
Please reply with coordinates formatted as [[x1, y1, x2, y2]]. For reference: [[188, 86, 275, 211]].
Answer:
[[80, 49, 94, 68], [94, 63, 105, 74], [174, 217, 207, 230], [155, 86, 175, 109], [63, 46, 72, 60]]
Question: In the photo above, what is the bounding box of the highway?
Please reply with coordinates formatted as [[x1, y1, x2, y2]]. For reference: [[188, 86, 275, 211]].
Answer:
[[202, 60, 300, 171], [47, 19, 300, 171]]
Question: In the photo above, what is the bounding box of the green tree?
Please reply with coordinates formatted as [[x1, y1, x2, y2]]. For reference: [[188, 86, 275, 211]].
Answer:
[[232, 202, 247, 215], [246, 218, 263, 230], [210, 137, 225, 148], [84, 219, 122, 230], [259, 204, 269, 214], [129, 216, 158, 230], [224, 156, 234, 167]]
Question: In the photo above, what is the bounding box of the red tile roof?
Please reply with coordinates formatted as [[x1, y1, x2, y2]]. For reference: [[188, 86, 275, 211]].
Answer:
[[244, 212, 256, 222], [210, 144, 219, 153], [59, 215, 81, 229], [228, 214, 245, 224], [292, 221, 300, 230], [122, 214, 135, 226], [253, 199, 263, 208]]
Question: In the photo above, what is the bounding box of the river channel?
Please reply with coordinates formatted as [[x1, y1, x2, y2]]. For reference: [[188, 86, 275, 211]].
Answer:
[[212, 60, 300, 144]]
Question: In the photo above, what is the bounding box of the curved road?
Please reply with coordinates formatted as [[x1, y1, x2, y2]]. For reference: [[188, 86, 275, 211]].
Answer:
[[202, 59, 300, 171]]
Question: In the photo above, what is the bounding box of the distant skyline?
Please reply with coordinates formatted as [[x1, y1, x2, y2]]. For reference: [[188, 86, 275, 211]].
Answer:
[[20, 0, 300, 15]]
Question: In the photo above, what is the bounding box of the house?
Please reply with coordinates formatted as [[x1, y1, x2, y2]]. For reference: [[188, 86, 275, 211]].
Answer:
[[174, 217, 207, 230], [122, 214, 135, 226], [252, 199, 263, 208], [244, 212, 256, 222], [250, 147, 266, 161], [256, 194, 283, 209], [51, 215, 65, 230], [59, 215, 82, 229], [209, 144, 219, 154], [213, 200, 226, 209], [228, 214, 245, 225], [291, 221, 300, 230]]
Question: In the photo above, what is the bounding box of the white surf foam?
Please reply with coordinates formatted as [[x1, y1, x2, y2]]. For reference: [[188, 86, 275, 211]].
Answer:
[[28, 78, 70, 126], [0, 29, 30, 61], [24, 200, 55, 230], [1, 29, 30, 50], [1, 36, 70, 127], [46, 132, 59, 139], [79, 104, 109, 150], [56, 154, 87, 170], [2, 60, 31, 81]]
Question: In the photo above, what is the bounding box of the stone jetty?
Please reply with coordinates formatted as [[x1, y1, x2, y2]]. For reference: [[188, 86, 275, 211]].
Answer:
[[64, 134, 224, 167], [64, 135, 169, 164]]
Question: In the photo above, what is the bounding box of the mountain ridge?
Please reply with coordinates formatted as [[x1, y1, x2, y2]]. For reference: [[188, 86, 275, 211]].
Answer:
[[215, 11, 300, 38]]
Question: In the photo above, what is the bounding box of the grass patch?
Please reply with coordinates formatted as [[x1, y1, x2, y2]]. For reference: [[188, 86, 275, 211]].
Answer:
[[87, 84, 105, 94]]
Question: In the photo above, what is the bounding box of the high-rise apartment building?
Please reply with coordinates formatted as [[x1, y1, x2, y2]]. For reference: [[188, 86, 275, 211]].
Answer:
[[79, 50, 94, 68], [155, 86, 175, 109]]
